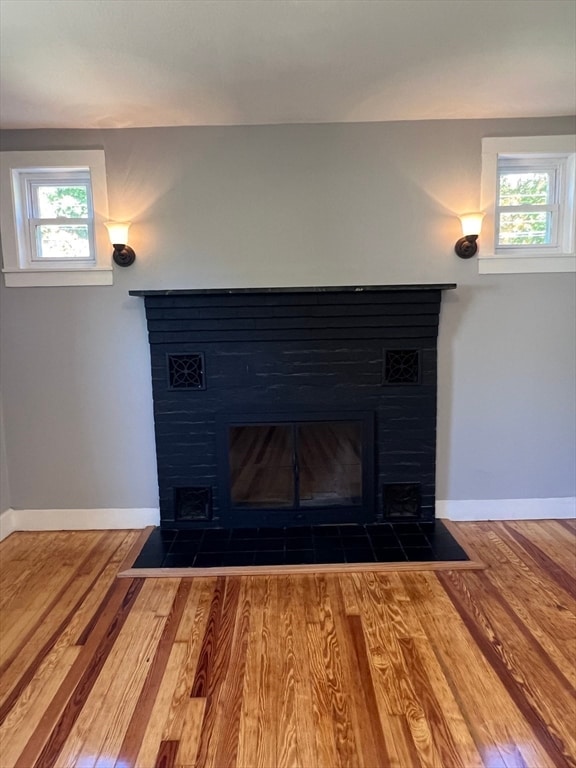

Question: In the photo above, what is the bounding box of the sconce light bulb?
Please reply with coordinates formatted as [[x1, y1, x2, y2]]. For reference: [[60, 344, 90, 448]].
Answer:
[[104, 221, 136, 267], [459, 212, 484, 237], [105, 221, 131, 245], [455, 212, 484, 258]]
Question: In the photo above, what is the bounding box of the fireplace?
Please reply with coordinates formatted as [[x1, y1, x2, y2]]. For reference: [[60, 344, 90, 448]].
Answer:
[[131, 284, 455, 529]]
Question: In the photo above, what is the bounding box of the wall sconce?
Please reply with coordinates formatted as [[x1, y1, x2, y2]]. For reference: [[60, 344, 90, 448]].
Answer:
[[455, 213, 484, 258], [105, 221, 136, 267]]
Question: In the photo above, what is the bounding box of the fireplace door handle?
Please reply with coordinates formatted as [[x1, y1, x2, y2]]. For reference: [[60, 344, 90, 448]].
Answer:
[[292, 437, 300, 507]]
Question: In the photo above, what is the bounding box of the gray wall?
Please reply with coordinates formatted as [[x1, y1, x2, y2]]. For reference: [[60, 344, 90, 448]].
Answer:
[[1, 117, 575, 510]]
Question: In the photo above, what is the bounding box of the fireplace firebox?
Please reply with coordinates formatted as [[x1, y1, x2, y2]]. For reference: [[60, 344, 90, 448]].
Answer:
[[130, 284, 455, 529], [222, 413, 374, 526]]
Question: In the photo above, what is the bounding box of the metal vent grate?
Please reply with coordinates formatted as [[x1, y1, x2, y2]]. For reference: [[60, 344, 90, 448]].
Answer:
[[384, 349, 420, 384], [383, 483, 421, 518], [168, 353, 205, 389], [174, 487, 213, 521]]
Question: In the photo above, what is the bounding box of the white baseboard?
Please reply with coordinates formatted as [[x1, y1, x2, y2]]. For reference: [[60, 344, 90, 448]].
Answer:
[[1, 500, 574, 541], [436, 497, 576, 522], [0, 507, 160, 541], [0, 508, 17, 541]]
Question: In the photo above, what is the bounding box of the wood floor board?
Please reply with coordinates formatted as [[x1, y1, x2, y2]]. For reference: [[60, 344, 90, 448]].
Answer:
[[128, 642, 188, 768], [210, 578, 252, 768], [50, 581, 164, 768], [462, 532, 576, 684], [325, 577, 388, 768], [438, 570, 576, 768], [14, 578, 144, 768], [557, 519, 576, 535], [401, 571, 560, 768], [235, 577, 266, 768], [506, 521, 576, 575], [0, 539, 89, 668], [59, 612, 166, 768], [248, 576, 278, 768], [308, 575, 361, 767], [272, 577, 300, 768], [338, 572, 361, 616], [114, 580, 192, 768], [119, 558, 486, 579], [499, 523, 576, 600], [170, 698, 205, 768], [0, 532, 70, 612], [345, 612, 396, 766], [0, 520, 574, 768], [283, 576, 318, 768], [0, 647, 81, 768], [474, 524, 576, 614], [94, 609, 176, 766], [0, 531, 130, 718], [359, 574, 446, 768], [160, 581, 215, 749]]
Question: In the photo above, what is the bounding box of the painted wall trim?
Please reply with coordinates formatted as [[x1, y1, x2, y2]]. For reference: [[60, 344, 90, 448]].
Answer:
[[1, 500, 575, 541], [436, 497, 576, 521], [0, 507, 160, 540]]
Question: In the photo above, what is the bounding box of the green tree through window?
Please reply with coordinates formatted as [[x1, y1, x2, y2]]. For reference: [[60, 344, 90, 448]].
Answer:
[[498, 172, 551, 245], [35, 185, 91, 258]]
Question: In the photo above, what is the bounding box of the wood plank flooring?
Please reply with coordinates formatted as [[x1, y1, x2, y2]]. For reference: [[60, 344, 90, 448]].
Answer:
[[0, 520, 574, 768]]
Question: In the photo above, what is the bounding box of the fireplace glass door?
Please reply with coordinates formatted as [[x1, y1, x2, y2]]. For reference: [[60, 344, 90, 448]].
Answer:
[[229, 420, 363, 509]]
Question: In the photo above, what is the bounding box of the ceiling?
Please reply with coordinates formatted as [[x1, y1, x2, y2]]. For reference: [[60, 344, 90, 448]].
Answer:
[[1, 0, 575, 130]]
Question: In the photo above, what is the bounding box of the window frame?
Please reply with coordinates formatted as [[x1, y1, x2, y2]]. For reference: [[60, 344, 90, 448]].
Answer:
[[495, 158, 561, 251], [20, 169, 96, 265], [1, 150, 112, 287], [479, 135, 576, 275]]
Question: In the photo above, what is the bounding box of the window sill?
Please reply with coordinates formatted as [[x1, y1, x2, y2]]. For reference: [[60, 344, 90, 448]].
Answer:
[[478, 254, 576, 275], [3, 268, 113, 287]]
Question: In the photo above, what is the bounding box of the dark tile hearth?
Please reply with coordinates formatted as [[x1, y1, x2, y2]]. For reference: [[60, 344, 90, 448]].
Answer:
[[132, 521, 468, 569]]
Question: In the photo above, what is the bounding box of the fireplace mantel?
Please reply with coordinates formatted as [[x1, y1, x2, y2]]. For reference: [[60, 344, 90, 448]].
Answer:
[[131, 284, 456, 529], [130, 284, 456, 297]]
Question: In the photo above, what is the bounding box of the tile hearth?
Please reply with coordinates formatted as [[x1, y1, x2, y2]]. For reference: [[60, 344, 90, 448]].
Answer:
[[132, 521, 468, 569]]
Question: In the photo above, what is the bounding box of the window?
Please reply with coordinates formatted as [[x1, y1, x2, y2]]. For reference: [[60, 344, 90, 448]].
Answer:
[[18, 170, 95, 263], [496, 159, 564, 248], [1, 150, 112, 286], [480, 136, 575, 274]]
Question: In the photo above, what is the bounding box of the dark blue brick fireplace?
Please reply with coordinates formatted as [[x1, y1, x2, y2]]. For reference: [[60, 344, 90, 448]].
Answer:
[[131, 285, 455, 529]]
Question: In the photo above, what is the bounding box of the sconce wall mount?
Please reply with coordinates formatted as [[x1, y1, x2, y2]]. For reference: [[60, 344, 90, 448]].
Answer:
[[105, 222, 136, 267], [111, 243, 136, 267], [455, 213, 484, 259], [455, 234, 479, 259]]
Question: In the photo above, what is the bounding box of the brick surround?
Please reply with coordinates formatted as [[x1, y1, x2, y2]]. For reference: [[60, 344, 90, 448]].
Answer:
[[131, 285, 455, 529]]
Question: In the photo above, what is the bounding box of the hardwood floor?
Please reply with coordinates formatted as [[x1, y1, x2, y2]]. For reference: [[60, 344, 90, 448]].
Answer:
[[0, 520, 574, 768]]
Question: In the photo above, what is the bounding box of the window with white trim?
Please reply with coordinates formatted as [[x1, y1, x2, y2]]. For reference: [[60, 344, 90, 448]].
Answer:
[[1, 150, 112, 287], [480, 135, 576, 274]]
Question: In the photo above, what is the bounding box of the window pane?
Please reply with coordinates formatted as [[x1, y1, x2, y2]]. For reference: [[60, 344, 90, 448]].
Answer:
[[36, 225, 91, 259], [35, 185, 89, 218], [498, 212, 551, 245], [498, 172, 550, 206], [229, 425, 294, 507], [299, 421, 362, 507]]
